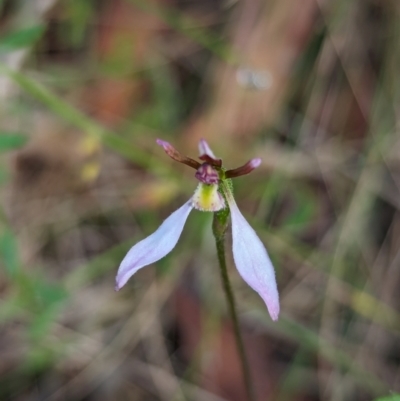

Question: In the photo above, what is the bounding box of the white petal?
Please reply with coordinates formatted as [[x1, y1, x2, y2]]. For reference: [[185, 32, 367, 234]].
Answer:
[[198, 138, 217, 159], [116, 200, 193, 290], [227, 193, 280, 320]]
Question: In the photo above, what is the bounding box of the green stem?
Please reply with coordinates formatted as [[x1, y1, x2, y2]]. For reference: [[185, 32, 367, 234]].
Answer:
[[213, 212, 256, 401]]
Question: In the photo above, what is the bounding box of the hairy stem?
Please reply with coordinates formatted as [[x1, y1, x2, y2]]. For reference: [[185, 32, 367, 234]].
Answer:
[[213, 212, 256, 401]]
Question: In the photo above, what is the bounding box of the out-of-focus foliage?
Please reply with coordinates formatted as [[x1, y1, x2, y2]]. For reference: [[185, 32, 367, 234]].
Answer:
[[0, 25, 45, 52], [0, 0, 400, 400], [0, 133, 27, 151], [375, 396, 400, 401]]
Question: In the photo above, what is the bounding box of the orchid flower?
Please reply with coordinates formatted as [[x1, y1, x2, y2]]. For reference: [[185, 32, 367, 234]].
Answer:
[[115, 139, 279, 321]]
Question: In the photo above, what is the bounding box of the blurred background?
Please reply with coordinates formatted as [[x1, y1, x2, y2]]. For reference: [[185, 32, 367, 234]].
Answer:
[[0, 0, 400, 400]]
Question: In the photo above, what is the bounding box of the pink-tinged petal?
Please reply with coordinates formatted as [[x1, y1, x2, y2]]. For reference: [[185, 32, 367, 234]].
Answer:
[[226, 192, 280, 320], [116, 200, 193, 290], [199, 139, 217, 159], [198, 139, 222, 167], [156, 138, 175, 152], [249, 158, 262, 169]]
